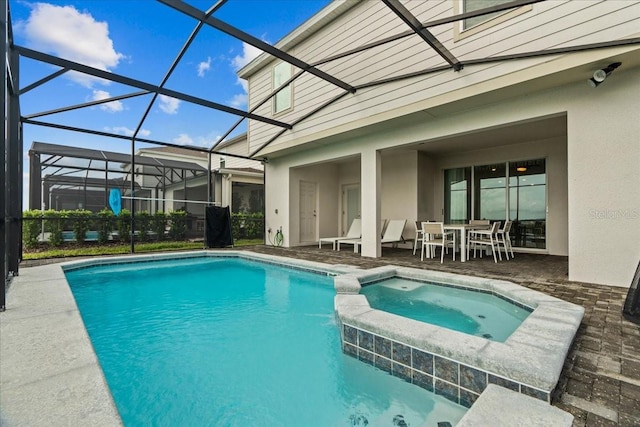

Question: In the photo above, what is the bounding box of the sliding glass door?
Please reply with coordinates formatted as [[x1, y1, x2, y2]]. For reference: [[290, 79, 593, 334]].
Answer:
[[444, 159, 546, 249], [509, 159, 546, 249], [474, 163, 506, 222]]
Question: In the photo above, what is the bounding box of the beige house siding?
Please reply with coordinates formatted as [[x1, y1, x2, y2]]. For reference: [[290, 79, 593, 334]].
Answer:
[[243, 1, 640, 157]]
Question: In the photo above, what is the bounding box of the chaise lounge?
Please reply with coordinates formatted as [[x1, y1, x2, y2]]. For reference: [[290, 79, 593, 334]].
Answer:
[[318, 218, 361, 250], [339, 219, 407, 253]]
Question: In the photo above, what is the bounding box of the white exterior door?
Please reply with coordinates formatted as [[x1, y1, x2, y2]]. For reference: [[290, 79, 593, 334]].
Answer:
[[299, 181, 317, 242], [342, 184, 361, 235]]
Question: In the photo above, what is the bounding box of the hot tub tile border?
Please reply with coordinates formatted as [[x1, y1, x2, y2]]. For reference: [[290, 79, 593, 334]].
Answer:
[[340, 322, 551, 408]]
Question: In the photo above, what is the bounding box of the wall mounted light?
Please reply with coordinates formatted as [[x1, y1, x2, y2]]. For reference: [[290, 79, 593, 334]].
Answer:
[[588, 62, 622, 88]]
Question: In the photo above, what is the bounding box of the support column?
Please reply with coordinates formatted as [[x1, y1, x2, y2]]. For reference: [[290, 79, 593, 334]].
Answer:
[[29, 152, 41, 210], [1, 0, 7, 310], [7, 23, 21, 275], [360, 148, 381, 258]]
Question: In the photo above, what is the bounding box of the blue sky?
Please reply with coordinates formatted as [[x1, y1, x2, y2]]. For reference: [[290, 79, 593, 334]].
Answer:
[[9, 0, 330, 205]]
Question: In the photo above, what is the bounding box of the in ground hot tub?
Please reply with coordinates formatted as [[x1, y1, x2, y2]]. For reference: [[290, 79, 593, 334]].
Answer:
[[360, 277, 532, 342], [334, 266, 584, 408]]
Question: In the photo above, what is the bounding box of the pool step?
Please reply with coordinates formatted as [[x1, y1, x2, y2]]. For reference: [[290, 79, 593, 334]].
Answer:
[[456, 384, 573, 426]]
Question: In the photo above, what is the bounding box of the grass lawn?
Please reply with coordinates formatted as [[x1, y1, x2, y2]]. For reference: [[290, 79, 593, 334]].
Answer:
[[22, 239, 264, 260]]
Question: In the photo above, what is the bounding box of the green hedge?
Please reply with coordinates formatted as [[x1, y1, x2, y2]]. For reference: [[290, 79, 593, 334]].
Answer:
[[231, 213, 264, 239], [22, 210, 43, 248], [20, 209, 206, 246]]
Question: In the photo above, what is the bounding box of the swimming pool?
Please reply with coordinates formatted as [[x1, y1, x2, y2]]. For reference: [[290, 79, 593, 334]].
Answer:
[[360, 277, 531, 342], [64, 255, 467, 426]]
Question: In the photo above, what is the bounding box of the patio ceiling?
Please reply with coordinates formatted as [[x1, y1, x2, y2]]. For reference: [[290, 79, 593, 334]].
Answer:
[[413, 114, 567, 155]]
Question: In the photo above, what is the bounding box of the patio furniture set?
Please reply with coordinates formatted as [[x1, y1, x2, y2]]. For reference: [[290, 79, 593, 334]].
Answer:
[[319, 218, 514, 264]]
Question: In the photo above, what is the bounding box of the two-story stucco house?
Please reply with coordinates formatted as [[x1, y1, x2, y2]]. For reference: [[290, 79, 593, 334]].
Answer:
[[238, 0, 640, 287]]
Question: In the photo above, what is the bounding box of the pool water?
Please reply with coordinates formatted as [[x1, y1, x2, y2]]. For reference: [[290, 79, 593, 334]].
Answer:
[[65, 257, 466, 426], [360, 277, 531, 342]]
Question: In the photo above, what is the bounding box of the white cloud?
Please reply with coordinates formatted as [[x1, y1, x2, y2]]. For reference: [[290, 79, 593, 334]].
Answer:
[[229, 42, 263, 109], [229, 93, 247, 108], [237, 78, 248, 93], [231, 42, 263, 70], [105, 126, 151, 137], [158, 95, 180, 115], [172, 134, 193, 145], [92, 90, 123, 112], [197, 57, 211, 77], [16, 3, 124, 88], [172, 133, 220, 148]]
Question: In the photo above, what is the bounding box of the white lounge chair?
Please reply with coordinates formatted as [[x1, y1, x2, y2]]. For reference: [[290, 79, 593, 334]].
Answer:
[[341, 219, 407, 253], [318, 218, 361, 250]]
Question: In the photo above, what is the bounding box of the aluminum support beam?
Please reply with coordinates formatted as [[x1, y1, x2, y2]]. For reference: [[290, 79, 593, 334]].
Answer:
[[26, 119, 258, 162], [24, 90, 149, 119], [1, 0, 7, 310], [158, 0, 356, 94], [382, 0, 462, 71], [19, 68, 69, 95], [15, 45, 292, 129]]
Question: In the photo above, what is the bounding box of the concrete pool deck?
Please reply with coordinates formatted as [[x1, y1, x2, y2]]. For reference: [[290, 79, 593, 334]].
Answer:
[[3, 247, 640, 426], [0, 262, 122, 426]]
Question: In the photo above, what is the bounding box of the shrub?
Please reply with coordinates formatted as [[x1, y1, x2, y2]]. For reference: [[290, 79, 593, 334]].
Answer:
[[117, 209, 132, 243], [97, 208, 115, 243], [245, 213, 264, 239], [135, 211, 151, 242], [71, 210, 93, 244], [22, 210, 43, 248], [231, 212, 264, 239], [168, 210, 187, 241], [43, 209, 67, 247], [152, 212, 167, 241]]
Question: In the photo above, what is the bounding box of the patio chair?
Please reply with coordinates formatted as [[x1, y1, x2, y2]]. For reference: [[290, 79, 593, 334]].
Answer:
[[420, 222, 455, 263], [467, 221, 502, 263], [496, 220, 514, 260], [318, 218, 361, 250], [341, 219, 407, 253], [412, 220, 424, 255]]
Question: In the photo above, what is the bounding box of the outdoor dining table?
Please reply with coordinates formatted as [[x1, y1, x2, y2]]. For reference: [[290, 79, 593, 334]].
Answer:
[[443, 223, 490, 262]]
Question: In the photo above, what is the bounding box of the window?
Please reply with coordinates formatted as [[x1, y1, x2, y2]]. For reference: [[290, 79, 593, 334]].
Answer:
[[444, 158, 546, 249], [463, 0, 511, 29], [444, 167, 471, 224], [273, 62, 292, 114]]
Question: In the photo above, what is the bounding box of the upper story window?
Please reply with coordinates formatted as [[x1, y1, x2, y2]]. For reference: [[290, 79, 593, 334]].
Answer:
[[273, 62, 292, 114], [463, 0, 510, 29], [455, 0, 532, 40]]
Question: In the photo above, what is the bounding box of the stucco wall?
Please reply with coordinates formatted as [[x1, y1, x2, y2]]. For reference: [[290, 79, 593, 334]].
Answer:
[[381, 151, 418, 245], [566, 68, 640, 286], [263, 66, 639, 286]]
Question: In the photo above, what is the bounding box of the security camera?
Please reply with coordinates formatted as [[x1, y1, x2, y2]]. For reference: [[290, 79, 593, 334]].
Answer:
[[588, 62, 622, 88]]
